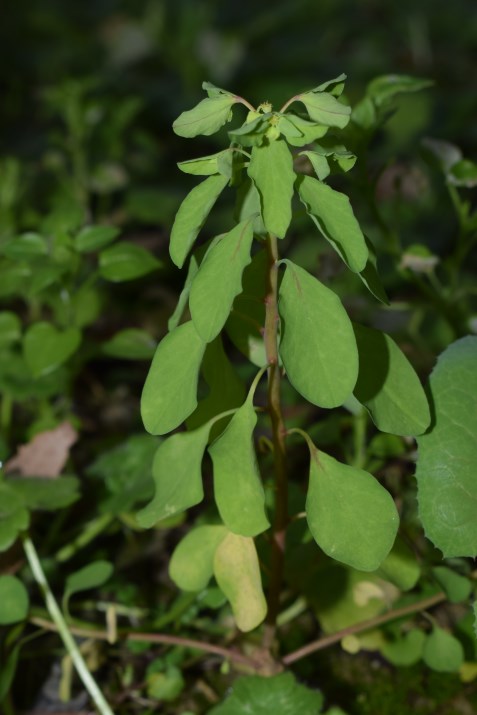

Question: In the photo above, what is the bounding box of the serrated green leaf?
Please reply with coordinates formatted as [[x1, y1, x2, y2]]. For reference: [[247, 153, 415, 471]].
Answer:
[[169, 525, 227, 591], [170, 174, 228, 268], [136, 422, 210, 527], [0, 575, 29, 625], [23, 322, 81, 378], [209, 394, 269, 537], [0, 483, 29, 552], [422, 626, 464, 672], [306, 446, 399, 571], [209, 672, 323, 715], [279, 261, 358, 408], [248, 139, 295, 238], [75, 225, 119, 252], [102, 328, 156, 360], [293, 90, 351, 128], [0, 312, 21, 346], [376, 536, 420, 590], [353, 324, 430, 436], [173, 95, 237, 138], [213, 532, 267, 632], [189, 217, 255, 342], [416, 337, 477, 557], [381, 629, 425, 666], [432, 566, 472, 603], [141, 321, 206, 435], [99, 242, 160, 282], [297, 176, 368, 272], [177, 150, 233, 178]]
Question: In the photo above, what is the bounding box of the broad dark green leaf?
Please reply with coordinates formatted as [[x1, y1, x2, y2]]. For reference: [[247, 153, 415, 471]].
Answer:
[[141, 321, 206, 435], [432, 566, 472, 604], [102, 328, 156, 360], [297, 175, 368, 273], [3, 233, 48, 261], [189, 217, 254, 342], [0, 483, 29, 552], [0, 311, 21, 346], [209, 393, 269, 537], [178, 150, 233, 178], [99, 242, 160, 282], [213, 532, 267, 632], [248, 139, 295, 238], [169, 525, 227, 591], [279, 261, 358, 408], [24, 322, 81, 378], [209, 672, 323, 715], [136, 422, 210, 527], [416, 337, 477, 557], [173, 95, 237, 138], [306, 446, 399, 571], [6, 476, 80, 511], [170, 174, 229, 268], [75, 225, 119, 252], [353, 324, 430, 436], [422, 626, 464, 672], [0, 575, 29, 625]]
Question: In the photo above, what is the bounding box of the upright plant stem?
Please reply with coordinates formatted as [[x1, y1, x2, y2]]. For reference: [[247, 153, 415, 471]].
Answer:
[[263, 234, 288, 642], [22, 533, 114, 715]]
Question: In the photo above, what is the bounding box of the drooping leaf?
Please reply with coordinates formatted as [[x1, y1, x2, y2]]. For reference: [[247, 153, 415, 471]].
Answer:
[[64, 561, 113, 612], [416, 337, 477, 557], [177, 150, 233, 178], [23, 323, 81, 378], [209, 393, 269, 537], [170, 174, 229, 268], [213, 532, 267, 632], [306, 446, 399, 571], [432, 566, 472, 604], [99, 242, 160, 281], [300, 151, 330, 180], [189, 217, 255, 342], [422, 626, 464, 672], [297, 175, 368, 273], [136, 422, 210, 527], [248, 139, 295, 238], [209, 672, 323, 715], [376, 536, 420, 591], [353, 324, 430, 436], [75, 225, 119, 253], [141, 321, 206, 435], [279, 261, 358, 408], [169, 525, 227, 591], [102, 328, 157, 360], [0, 575, 29, 625], [0, 483, 29, 552], [173, 92, 237, 138]]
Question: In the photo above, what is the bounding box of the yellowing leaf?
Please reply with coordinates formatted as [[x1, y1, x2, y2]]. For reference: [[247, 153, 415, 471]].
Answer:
[[169, 525, 227, 592]]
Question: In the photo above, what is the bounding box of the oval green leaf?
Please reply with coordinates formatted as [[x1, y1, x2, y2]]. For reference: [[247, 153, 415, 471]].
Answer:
[[209, 395, 269, 537], [99, 242, 160, 282], [75, 225, 119, 253], [297, 175, 368, 272], [136, 422, 210, 527], [416, 337, 477, 557], [173, 96, 237, 138], [141, 321, 206, 435], [213, 532, 267, 632], [169, 525, 227, 592], [279, 261, 358, 408], [306, 447, 399, 571], [24, 322, 81, 378], [353, 324, 430, 436], [294, 90, 351, 128], [0, 575, 29, 625], [170, 174, 229, 268], [422, 626, 464, 672], [189, 217, 254, 342], [248, 139, 295, 238]]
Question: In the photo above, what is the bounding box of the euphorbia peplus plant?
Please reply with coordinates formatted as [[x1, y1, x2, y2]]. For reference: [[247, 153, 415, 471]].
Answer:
[[139, 76, 431, 644]]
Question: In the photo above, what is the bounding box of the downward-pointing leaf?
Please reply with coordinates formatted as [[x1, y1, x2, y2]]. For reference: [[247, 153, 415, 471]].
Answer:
[[189, 217, 255, 342], [178, 150, 233, 177], [136, 422, 209, 527], [169, 525, 227, 592], [353, 324, 430, 436], [279, 261, 358, 408], [209, 393, 269, 537], [141, 321, 206, 435], [173, 94, 237, 138], [306, 446, 399, 571], [416, 336, 477, 557], [170, 175, 228, 268], [248, 139, 295, 238], [213, 532, 267, 632], [422, 626, 464, 672], [297, 175, 368, 273]]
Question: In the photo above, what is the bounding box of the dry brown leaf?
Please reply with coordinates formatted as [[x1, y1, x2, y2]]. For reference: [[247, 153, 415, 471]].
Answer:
[[5, 421, 78, 478]]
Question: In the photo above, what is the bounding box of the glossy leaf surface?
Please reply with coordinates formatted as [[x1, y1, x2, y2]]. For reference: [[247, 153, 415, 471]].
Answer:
[[170, 174, 228, 268], [279, 261, 358, 408], [213, 532, 267, 632], [416, 337, 477, 557], [248, 139, 295, 238], [141, 321, 206, 435], [306, 447, 399, 571]]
